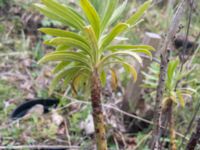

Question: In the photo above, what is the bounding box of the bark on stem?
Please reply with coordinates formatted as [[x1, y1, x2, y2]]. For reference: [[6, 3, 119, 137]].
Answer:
[[151, 52, 170, 150], [91, 69, 107, 150]]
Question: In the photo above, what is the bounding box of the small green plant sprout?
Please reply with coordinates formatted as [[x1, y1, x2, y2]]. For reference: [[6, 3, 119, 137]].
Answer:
[[35, 0, 153, 149]]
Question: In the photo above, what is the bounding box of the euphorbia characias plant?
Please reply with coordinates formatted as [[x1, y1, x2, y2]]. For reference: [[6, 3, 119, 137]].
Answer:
[[35, 0, 153, 149]]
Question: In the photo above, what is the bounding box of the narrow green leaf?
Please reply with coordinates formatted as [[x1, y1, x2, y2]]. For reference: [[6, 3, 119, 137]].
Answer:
[[44, 37, 91, 56], [167, 59, 179, 80], [63, 69, 86, 90], [141, 83, 157, 89], [149, 63, 160, 74], [41, 0, 85, 30], [126, 0, 152, 25], [99, 51, 143, 67], [39, 28, 88, 45], [177, 69, 194, 81], [142, 72, 158, 81], [107, 47, 153, 59], [34, 4, 77, 28], [131, 49, 152, 59], [56, 45, 70, 51], [121, 62, 138, 82], [142, 80, 158, 88], [50, 67, 81, 94], [101, 23, 129, 49], [53, 61, 70, 74], [65, 4, 85, 20], [101, 60, 138, 82], [166, 59, 179, 89], [176, 90, 185, 107], [80, 0, 101, 38], [38, 51, 92, 69], [72, 70, 90, 92], [101, 0, 118, 33], [109, 0, 127, 25], [178, 88, 196, 94], [84, 26, 98, 62], [108, 45, 155, 51], [148, 67, 159, 75]]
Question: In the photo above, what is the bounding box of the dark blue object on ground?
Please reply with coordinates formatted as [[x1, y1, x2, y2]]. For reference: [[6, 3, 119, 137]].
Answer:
[[10, 98, 59, 120]]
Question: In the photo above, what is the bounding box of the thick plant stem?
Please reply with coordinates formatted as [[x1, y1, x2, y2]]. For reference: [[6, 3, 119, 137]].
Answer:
[[91, 69, 107, 150]]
